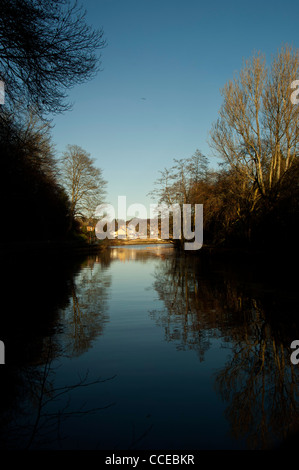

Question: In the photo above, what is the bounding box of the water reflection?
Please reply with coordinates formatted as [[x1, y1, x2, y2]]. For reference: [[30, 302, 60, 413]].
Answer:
[[58, 256, 111, 357], [149, 252, 299, 449], [0, 251, 114, 449], [109, 244, 174, 263], [1, 246, 299, 449]]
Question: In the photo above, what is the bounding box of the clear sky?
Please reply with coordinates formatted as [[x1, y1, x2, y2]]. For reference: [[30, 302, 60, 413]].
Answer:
[[51, 0, 299, 215]]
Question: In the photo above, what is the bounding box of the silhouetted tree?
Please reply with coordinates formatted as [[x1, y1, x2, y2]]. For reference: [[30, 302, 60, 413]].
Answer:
[[0, 108, 71, 241], [0, 0, 106, 115]]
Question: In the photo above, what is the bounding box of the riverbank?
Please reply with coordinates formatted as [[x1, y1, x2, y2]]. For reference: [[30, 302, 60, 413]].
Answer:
[[0, 239, 105, 258], [1, 238, 297, 268], [106, 238, 174, 246], [0, 238, 173, 259], [0, 238, 174, 260]]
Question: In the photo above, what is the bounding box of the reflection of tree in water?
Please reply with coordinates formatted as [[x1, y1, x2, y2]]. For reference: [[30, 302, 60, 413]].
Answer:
[[150, 252, 299, 449], [109, 245, 174, 264], [215, 300, 299, 449], [58, 255, 111, 357], [0, 253, 113, 449], [149, 254, 228, 361], [1, 339, 116, 450]]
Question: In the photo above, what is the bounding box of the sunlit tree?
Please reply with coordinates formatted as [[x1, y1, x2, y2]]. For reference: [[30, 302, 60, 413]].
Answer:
[[60, 144, 107, 225], [210, 45, 299, 207]]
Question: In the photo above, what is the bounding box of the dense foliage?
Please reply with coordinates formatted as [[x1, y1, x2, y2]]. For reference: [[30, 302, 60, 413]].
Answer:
[[0, 110, 71, 242]]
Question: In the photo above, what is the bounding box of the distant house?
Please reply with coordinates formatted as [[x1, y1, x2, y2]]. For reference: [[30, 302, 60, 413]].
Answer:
[[126, 218, 149, 238], [127, 225, 138, 238], [115, 226, 127, 238], [150, 228, 160, 239]]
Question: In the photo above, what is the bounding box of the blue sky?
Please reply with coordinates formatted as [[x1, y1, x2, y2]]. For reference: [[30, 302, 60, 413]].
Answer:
[[51, 0, 299, 214]]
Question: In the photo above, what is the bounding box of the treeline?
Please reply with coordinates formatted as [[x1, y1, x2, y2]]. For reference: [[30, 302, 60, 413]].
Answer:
[[0, 0, 106, 244], [0, 110, 107, 243], [0, 110, 71, 242], [152, 149, 299, 250], [152, 46, 299, 252]]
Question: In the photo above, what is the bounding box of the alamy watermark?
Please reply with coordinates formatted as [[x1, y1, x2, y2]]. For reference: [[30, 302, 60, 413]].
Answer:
[[290, 80, 299, 104], [94, 196, 203, 251], [290, 340, 299, 365], [0, 340, 4, 364], [0, 81, 4, 105]]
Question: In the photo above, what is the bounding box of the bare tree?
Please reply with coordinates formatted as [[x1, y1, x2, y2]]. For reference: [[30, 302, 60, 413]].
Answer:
[[60, 144, 107, 224], [149, 149, 209, 206], [0, 0, 106, 115], [209, 45, 299, 207]]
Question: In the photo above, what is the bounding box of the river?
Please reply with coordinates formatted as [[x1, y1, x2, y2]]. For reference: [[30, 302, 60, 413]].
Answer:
[[0, 244, 298, 450]]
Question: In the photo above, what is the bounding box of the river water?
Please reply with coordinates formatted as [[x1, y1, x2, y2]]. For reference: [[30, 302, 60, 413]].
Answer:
[[1, 244, 299, 450]]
